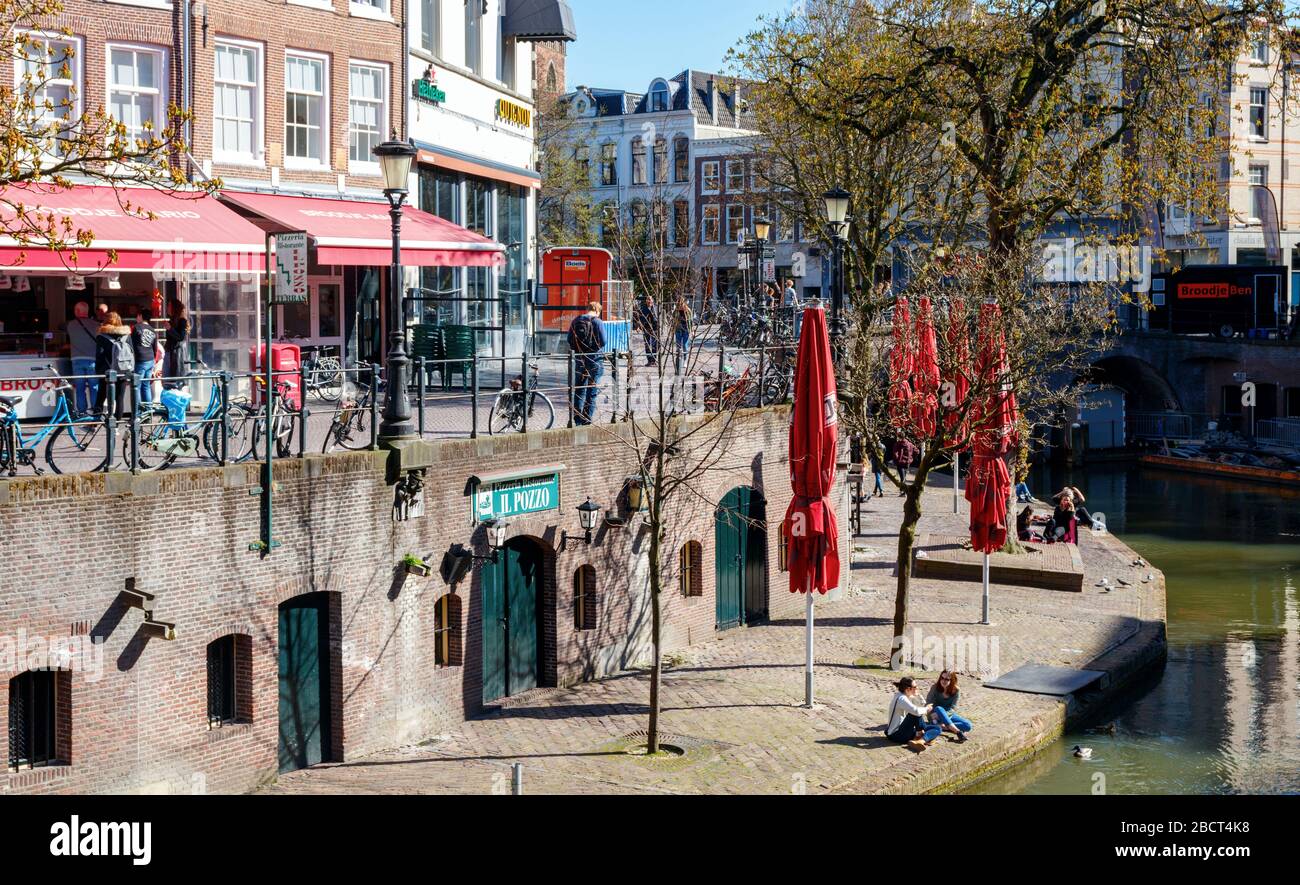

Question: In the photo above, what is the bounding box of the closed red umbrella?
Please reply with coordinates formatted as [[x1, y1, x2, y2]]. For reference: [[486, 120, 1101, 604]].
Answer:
[[911, 296, 940, 437], [943, 297, 972, 514], [782, 303, 840, 706], [888, 297, 913, 430], [964, 302, 1018, 624]]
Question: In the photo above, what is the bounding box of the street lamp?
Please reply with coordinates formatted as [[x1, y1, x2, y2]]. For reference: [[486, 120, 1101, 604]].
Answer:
[[374, 135, 419, 441], [753, 216, 772, 317], [822, 188, 851, 360], [563, 498, 603, 547]]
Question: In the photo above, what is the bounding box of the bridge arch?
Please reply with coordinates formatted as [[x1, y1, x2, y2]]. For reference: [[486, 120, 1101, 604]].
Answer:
[[1085, 355, 1183, 413]]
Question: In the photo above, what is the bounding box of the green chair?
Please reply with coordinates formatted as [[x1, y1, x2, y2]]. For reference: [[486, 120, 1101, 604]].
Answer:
[[410, 324, 446, 388], [442, 325, 476, 391]]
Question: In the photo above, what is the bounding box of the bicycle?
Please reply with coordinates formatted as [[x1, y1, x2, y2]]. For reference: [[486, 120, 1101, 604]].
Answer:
[[488, 361, 555, 435], [299, 346, 343, 403], [0, 365, 108, 475], [323, 366, 379, 453]]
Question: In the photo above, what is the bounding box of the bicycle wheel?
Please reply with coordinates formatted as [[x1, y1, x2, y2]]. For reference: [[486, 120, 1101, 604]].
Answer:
[[312, 357, 343, 403], [527, 392, 556, 431], [326, 402, 374, 452], [488, 392, 524, 435], [45, 420, 109, 474], [134, 410, 182, 471]]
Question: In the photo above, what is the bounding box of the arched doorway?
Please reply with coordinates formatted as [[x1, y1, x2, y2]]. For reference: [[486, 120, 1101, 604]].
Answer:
[[278, 592, 335, 773], [482, 537, 546, 705], [715, 487, 768, 631]]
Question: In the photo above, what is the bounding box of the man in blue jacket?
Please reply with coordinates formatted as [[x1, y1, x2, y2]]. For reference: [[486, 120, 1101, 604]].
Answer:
[[568, 302, 606, 426]]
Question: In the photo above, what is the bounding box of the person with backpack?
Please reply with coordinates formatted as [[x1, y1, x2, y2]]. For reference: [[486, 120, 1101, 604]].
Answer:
[[568, 302, 606, 427], [130, 308, 159, 404], [885, 676, 943, 752], [93, 311, 135, 416], [634, 295, 659, 367]]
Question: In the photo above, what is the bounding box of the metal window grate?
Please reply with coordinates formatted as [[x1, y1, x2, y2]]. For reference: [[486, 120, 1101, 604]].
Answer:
[[207, 636, 236, 727], [8, 671, 57, 769]]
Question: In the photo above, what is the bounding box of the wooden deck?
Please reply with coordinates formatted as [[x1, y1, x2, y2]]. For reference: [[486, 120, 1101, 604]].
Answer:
[[912, 533, 1086, 593]]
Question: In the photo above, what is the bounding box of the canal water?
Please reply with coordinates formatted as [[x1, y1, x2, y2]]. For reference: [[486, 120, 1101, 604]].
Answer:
[[966, 461, 1300, 795]]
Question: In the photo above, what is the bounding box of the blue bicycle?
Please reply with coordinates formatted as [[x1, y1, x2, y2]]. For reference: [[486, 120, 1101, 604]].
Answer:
[[0, 365, 107, 476], [134, 360, 259, 471]]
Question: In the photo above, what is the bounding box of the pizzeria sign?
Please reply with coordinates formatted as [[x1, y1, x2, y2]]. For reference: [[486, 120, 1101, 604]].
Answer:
[[471, 468, 563, 522]]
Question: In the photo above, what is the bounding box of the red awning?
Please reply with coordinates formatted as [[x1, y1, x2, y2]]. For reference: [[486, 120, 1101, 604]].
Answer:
[[0, 184, 267, 273], [220, 191, 505, 268]]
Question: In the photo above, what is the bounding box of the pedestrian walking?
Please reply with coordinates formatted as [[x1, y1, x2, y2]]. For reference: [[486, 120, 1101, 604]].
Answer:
[[634, 295, 659, 366], [65, 301, 100, 414], [568, 302, 606, 426], [893, 438, 918, 493], [130, 308, 159, 404], [672, 296, 694, 376], [869, 442, 886, 498], [93, 312, 134, 417]]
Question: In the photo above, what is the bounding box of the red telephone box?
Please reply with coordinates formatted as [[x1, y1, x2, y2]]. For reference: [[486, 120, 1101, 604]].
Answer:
[[250, 343, 302, 409]]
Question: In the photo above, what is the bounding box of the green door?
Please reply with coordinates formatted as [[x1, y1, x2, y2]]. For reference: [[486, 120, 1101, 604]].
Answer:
[[278, 594, 332, 773], [482, 539, 543, 704], [716, 487, 767, 631]]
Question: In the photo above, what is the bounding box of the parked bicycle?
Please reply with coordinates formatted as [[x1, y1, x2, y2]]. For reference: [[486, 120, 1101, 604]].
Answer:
[[299, 346, 343, 403], [489, 361, 555, 435], [0, 365, 106, 475], [323, 366, 379, 453]]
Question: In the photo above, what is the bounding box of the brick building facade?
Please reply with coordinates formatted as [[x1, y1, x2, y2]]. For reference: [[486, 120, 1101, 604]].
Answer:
[[0, 408, 850, 794]]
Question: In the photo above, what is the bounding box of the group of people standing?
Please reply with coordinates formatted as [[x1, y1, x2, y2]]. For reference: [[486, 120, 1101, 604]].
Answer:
[[632, 294, 696, 375], [65, 300, 189, 416]]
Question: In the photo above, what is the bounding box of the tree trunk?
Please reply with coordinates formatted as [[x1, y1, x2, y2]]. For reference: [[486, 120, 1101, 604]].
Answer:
[[647, 520, 663, 756], [890, 464, 931, 669]]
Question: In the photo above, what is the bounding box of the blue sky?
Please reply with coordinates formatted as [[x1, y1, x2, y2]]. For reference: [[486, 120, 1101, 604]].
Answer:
[[564, 0, 792, 93]]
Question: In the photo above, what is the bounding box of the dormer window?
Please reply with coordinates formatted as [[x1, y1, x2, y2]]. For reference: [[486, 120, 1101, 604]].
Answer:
[[649, 81, 670, 113]]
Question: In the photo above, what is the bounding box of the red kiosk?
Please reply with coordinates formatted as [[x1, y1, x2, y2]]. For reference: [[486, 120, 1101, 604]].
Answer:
[[535, 247, 631, 351]]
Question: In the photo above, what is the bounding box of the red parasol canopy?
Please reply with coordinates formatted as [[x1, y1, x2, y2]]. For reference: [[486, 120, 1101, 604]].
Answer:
[[943, 297, 972, 446], [783, 304, 841, 596], [964, 302, 1019, 554], [911, 296, 940, 437], [888, 297, 914, 429]]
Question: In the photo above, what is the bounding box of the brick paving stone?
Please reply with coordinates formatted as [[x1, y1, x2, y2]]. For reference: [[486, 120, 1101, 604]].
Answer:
[[262, 480, 1164, 796]]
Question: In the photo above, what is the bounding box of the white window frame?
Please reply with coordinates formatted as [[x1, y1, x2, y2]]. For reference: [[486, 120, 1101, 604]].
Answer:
[[213, 38, 265, 166], [701, 204, 720, 245], [1248, 163, 1267, 188], [725, 203, 745, 244], [14, 31, 83, 145], [349, 0, 393, 22], [726, 160, 746, 193], [465, 0, 484, 76], [348, 59, 389, 174], [1249, 86, 1268, 141], [1250, 38, 1269, 65], [701, 160, 720, 194], [419, 0, 441, 57], [284, 50, 329, 170], [106, 43, 167, 147], [287, 0, 335, 9], [103, 0, 174, 9]]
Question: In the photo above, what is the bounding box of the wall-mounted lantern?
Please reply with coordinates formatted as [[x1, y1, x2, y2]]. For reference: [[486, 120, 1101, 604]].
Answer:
[[562, 499, 602, 547], [625, 476, 647, 512]]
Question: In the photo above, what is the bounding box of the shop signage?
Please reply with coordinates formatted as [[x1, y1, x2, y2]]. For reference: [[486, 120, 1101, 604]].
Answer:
[[495, 98, 532, 129], [473, 472, 562, 522], [273, 231, 309, 304], [412, 66, 446, 106], [762, 257, 777, 284]]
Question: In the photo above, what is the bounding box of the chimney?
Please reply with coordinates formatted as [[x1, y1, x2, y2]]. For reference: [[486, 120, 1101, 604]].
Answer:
[[709, 78, 719, 125]]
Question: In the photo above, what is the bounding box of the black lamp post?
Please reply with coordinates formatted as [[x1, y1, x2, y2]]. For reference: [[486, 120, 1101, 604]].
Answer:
[[753, 216, 772, 317], [374, 135, 419, 442], [822, 188, 851, 361]]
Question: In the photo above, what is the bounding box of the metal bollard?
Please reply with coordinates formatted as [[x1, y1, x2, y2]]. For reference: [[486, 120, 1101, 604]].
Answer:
[[624, 351, 633, 422], [512, 762, 523, 796], [470, 358, 479, 439], [104, 371, 117, 473], [369, 364, 380, 451], [609, 350, 619, 425], [758, 347, 766, 408], [128, 372, 140, 474], [416, 357, 426, 439], [219, 372, 231, 466], [521, 354, 530, 435], [567, 352, 575, 429], [298, 364, 309, 459]]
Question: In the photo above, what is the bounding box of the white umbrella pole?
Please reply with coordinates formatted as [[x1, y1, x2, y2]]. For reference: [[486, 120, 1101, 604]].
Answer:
[[953, 451, 961, 514], [981, 553, 991, 626], [805, 591, 815, 708]]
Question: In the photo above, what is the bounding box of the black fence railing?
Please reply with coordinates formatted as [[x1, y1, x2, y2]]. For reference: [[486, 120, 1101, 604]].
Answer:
[[0, 345, 795, 478]]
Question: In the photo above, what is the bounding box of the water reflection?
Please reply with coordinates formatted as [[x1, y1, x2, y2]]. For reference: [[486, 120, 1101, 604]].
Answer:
[[968, 463, 1300, 795]]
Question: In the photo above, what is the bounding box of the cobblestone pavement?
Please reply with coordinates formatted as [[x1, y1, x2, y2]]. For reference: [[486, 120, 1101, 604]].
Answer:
[[263, 481, 1163, 796]]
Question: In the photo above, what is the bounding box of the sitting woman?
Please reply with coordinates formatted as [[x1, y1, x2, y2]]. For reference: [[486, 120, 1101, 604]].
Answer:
[[1017, 506, 1037, 542], [1065, 487, 1094, 528], [1044, 495, 1077, 543], [884, 677, 943, 751], [926, 671, 972, 742]]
